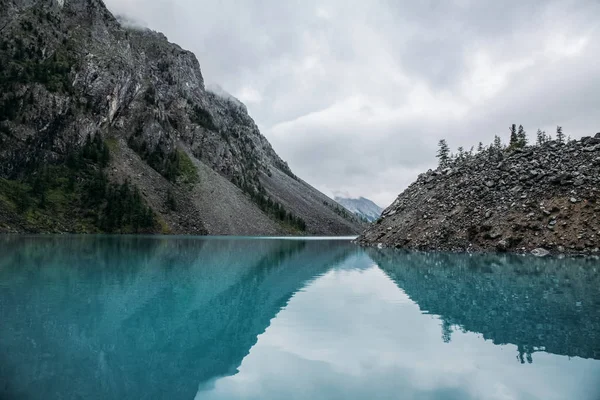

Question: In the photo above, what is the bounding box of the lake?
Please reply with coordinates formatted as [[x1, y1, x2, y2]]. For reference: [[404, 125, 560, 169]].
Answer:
[[0, 236, 599, 399]]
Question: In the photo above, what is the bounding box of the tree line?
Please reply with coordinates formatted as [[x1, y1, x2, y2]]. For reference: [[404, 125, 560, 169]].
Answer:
[[1, 134, 157, 233], [436, 125, 568, 168]]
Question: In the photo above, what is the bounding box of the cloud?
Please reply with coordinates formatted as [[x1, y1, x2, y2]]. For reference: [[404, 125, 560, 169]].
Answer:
[[195, 262, 600, 400], [104, 0, 600, 207]]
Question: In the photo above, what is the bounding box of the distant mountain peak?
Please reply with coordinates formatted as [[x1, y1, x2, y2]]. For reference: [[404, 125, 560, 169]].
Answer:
[[334, 196, 383, 223]]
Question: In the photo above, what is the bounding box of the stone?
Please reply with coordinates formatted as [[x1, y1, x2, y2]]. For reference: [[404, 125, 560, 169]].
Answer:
[[496, 239, 509, 252], [531, 248, 550, 257], [486, 232, 502, 240], [570, 197, 578, 204]]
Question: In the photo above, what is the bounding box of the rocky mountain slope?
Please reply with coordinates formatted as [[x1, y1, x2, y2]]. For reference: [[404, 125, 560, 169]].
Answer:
[[335, 196, 383, 222], [359, 135, 600, 255], [0, 0, 363, 235]]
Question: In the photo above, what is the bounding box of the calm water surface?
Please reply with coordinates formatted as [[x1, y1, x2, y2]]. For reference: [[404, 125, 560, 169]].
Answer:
[[0, 236, 599, 400]]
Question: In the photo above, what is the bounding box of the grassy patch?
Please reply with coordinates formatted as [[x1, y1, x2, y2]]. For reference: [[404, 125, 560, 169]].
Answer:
[[176, 150, 199, 185], [128, 132, 199, 186], [105, 137, 119, 153], [0, 178, 30, 213], [158, 217, 172, 234]]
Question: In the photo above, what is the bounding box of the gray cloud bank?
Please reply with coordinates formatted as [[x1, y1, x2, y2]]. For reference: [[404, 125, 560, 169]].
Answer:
[[105, 0, 600, 207]]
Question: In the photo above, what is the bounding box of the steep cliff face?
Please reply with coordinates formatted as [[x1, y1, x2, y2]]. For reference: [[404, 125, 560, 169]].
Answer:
[[359, 135, 600, 255], [0, 0, 364, 235]]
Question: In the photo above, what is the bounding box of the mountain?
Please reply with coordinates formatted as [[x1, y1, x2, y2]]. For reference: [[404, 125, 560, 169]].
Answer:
[[358, 135, 600, 255], [0, 0, 364, 235], [334, 196, 383, 222]]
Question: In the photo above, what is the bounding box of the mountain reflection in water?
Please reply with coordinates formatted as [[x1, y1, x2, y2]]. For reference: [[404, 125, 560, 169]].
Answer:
[[0, 236, 598, 400], [370, 249, 600, 362]]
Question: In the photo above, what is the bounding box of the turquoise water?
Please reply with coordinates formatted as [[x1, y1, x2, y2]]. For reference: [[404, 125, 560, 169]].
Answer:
[[0, 236, 599, 400]]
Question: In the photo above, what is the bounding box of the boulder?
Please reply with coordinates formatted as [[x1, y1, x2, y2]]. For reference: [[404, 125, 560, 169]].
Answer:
[[531, 248, 550, 257], [496, 239, 509, 252]]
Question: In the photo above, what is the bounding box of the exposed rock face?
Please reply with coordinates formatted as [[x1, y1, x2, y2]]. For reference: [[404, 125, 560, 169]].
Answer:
[[359, 137, 600, 254], [0, 0, 363, 235]]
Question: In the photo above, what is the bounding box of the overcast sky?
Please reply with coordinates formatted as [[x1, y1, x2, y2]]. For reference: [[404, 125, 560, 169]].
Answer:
[[105, 0, 600, 207]]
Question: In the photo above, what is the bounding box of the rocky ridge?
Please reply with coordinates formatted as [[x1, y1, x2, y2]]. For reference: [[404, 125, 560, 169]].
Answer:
[[359, 134, 600, 255], [0, 0, 364, 235]]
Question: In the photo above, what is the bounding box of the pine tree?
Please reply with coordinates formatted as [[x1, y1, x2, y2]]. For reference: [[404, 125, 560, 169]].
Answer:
[[556, 126, 565, 144], [477, 142, 484, 152], [493, 135, 502, 151], [536, 129, 544, 146], [436, 139, 450, 168], [509, 124, 518, 148], [457, 146, 465, 162], [517, 125, 527, 148]]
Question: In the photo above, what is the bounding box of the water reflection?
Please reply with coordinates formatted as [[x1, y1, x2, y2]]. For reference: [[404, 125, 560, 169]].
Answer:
[[0, 237, 599, 400], [196, 252, 600, 400], [199, 250, 600, 400], [0, 236, 356, 400], [369, 249, 600, 363]]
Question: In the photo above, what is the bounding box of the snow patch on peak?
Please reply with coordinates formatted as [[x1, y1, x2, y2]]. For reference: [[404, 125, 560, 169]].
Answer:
[[335, 196, 384, 223]]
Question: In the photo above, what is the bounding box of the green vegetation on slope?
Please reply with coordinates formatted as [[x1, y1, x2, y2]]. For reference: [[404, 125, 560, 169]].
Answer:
[[128, 127, 199, 185], [0, 16, 76, 96], [0, 135, 157, 233], [250, 187, 307, 232]]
